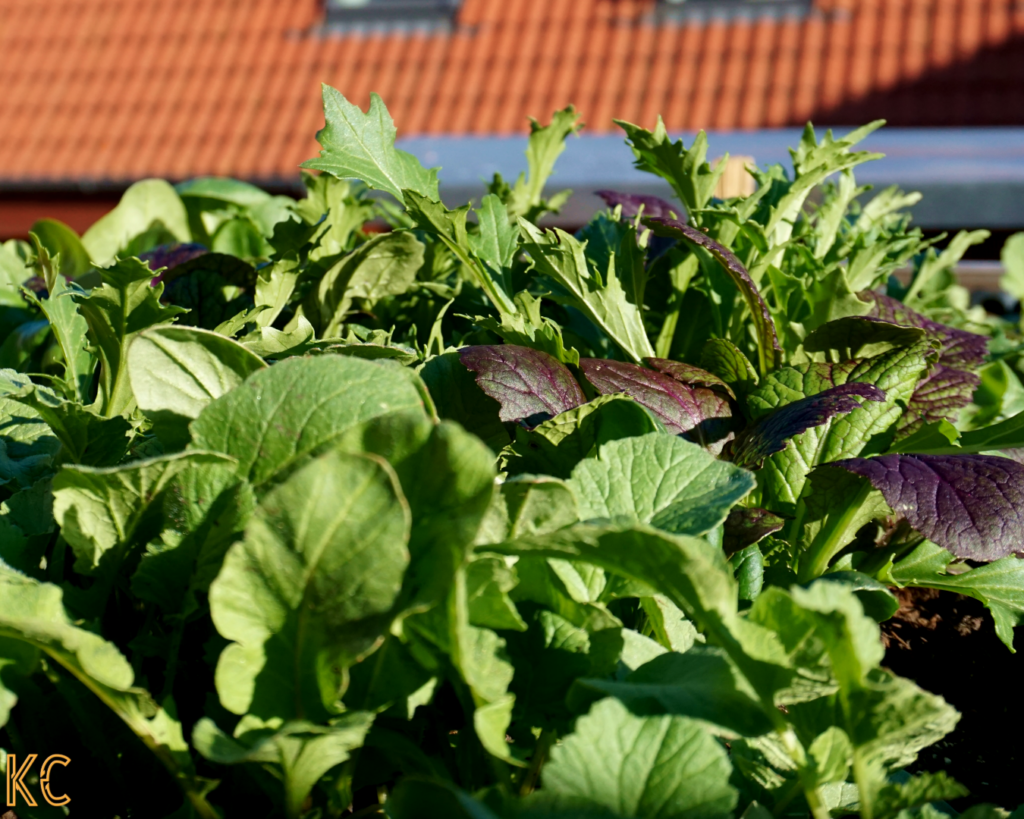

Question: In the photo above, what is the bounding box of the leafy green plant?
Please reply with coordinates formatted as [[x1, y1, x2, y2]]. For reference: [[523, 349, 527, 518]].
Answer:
[[2, 86, 1023, 818]]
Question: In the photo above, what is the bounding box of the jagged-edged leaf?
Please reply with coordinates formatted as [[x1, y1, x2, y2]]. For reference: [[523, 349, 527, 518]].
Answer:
[[128, 325, 266, 434], [8, 384, 131, 466], [579, 359, 733, 447], [724, 508, 785, 555], [301, 86, 438, 203], [306, 231, 424, 337], [532, 697, 737, 819], [472, 290, 580, 366], [23, 275, 94, 401], [646, 357, 736, 399], [189, 355, 429, 487], [567, 432, 754, 536], [82, 179, 191, 267], [499, 106, 581, 221], [519, 220, 654, 364], [209, 450, 410, 719], [568, 648, 772, 738], [0, 370, 63, 488], [503, 395, 661, 479], [460, 344, 585, 426], [595, 190, 682, 220], [829, 453, 1024, 562], [29, 218, 92, 278], [887, 540, 1024, 650], [645, 217, 780, 374], [802, 315, 927, 360], [732, 383, 886, 469], [74, 257, 188, 417]]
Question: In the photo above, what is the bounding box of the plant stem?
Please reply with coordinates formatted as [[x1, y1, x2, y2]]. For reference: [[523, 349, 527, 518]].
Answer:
[[519, 729, 556, 796], [797, 483, 870, 582]]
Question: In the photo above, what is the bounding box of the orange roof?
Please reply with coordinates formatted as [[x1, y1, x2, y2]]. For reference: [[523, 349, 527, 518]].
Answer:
[[1, 0, 1023, 187]]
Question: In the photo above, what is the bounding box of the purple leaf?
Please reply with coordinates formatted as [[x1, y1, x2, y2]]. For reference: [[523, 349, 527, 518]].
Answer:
[[724, 507, 786, 555], [578, 358, 733, 448], [460, 344, 585, 427], [828, 453, 1024, 562], [862, 291, 988, 370], [595, 191, 681, 221], [900, 364, 982, 436], [644, 217, 781, 370], [645, 357, 737, 400], [732, 383, 886, 468], [139, 243, 209, 283]]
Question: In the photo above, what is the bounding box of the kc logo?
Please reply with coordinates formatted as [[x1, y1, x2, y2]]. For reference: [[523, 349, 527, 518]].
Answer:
[[5, 754, 70, 808]]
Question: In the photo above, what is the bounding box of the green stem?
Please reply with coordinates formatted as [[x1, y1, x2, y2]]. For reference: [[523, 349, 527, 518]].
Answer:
[[797, 483, 871, 583], [519, 728, 557, 796]]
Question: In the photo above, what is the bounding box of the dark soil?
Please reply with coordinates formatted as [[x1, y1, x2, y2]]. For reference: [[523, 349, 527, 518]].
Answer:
[[881, 587, 1023, 811]]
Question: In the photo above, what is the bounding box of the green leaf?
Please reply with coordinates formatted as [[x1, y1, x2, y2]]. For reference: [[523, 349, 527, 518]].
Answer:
[[52, 450, 235, 586], [24, 275, 95, 401], [0, 369, 62, 488], [467, 556, 527, 631], [306, 230, 424, 337], [892, 409, 1024, 456], [301, 86, 439, 203], [476, 475, 579, 545], [503, 106, 581, 221], [520, 220, 654, 364], [419, 351, 510, 453], [388, 778, 503, 819], [74, 257, 188, 417], [209, 450, 410, 719], [193, 712, 374, 819], [700, 338, 759, 397], [1000, 232, 1024, 301], [750, 341, 933, 515], [888, 541, 1024, 651], [82, 180, 191, 266], [503, 394, 661, 480], [567, 432, 754, 536], [532, 697, 737, 819], [29, 218, 92, 278], [131, 461, 255, 612], [189, 355, 429, 488], [875, 771, 968, 819], [127, 325, 266, 445], [615, 120, 725, 218], [468, 193, 520, 283], [8, 384, 131, 466], [568, 647, 773, 738]]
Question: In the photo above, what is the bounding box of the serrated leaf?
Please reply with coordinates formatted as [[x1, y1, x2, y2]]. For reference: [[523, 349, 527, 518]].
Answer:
[[596, 190, 682, 220], [301, 86, 438, 203], [74, 257, 188, 417], [24, 275, 95, 400]]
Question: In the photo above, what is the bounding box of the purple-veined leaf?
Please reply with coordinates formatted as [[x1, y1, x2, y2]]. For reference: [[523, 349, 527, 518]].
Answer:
[[460, 344, 585, 427], [732, 382, 886, 468], [862, 291, 988, 369], [595, 191, 681, 221], [828, 453, 1024, 562], [901, 363, 981, 436], [724, 507, 786, 555], [644, 216, 780, 373], [645, 357, 736, 399], [578, 358, 733, 448]]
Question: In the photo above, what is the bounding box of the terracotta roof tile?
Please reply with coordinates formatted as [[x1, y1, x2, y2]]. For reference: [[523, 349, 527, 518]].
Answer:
[[2, 0, 1023, 186]]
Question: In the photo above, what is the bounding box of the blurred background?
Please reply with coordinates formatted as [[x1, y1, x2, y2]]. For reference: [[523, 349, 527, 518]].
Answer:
[[1, 0, 1023, 278]]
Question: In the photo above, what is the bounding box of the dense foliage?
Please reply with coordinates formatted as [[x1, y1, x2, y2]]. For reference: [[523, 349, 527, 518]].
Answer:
[[2, 85, 1024, 818]]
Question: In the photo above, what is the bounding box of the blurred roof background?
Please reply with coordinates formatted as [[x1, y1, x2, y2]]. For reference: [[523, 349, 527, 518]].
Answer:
[[2, 0, 1023, 240]]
